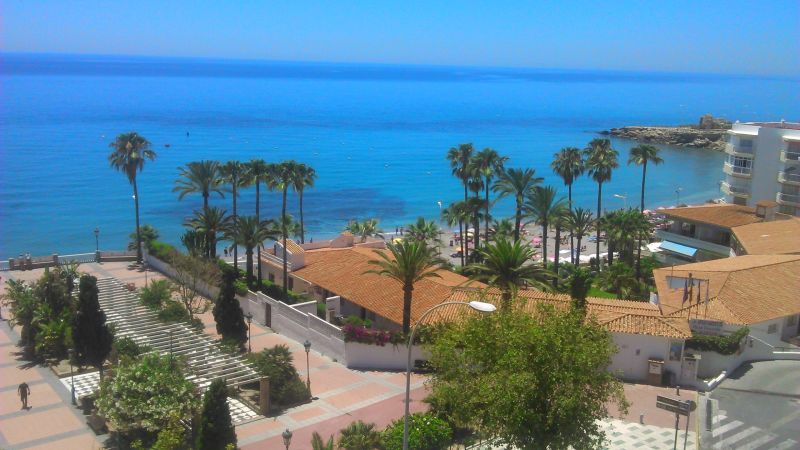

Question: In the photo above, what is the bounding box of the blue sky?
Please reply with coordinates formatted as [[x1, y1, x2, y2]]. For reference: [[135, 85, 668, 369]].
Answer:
[[2, 0, 799, 75]]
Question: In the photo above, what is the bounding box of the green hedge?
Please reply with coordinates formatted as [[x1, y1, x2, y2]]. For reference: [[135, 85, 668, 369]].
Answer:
[[685, 327, 749, 355], [257, 280, 307, 305], [148, 240, 179, 261]]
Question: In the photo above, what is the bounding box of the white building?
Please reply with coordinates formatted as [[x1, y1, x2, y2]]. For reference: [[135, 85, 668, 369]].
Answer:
[[722, 121, 800, 216]]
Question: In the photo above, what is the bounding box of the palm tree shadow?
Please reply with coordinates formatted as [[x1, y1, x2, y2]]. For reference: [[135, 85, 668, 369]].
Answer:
[[12, 349, 41, 369]]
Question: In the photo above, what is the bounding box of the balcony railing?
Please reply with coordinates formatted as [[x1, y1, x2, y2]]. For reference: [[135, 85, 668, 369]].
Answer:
[[778, 171, 800, 185], [720, 181, 750, 198], [725, 143, 755, 156], [723, 162, 752, 177], [776, 192, 800, 206], [781, 150, 800, 164]]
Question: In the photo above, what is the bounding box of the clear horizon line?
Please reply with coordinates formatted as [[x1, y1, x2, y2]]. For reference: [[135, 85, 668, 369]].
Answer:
[[3, 50, 799, 81]]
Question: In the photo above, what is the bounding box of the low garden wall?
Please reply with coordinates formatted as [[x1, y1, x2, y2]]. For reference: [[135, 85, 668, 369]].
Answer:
[[344, 341, 427, 370]]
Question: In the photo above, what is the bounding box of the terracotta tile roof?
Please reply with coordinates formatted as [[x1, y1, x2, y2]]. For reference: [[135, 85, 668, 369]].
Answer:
[[654, 255, 800, 325], [732, 218, 800, 255], [661, 204, 763, 229], [289, 247, 480, 326], [440, 288, 691, 339], [284, 239, 305, 254]]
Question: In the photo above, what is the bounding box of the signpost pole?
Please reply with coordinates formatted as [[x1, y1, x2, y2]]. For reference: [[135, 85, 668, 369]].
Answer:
[[683, 411, 690, 450], [674, 413, 679, 450]]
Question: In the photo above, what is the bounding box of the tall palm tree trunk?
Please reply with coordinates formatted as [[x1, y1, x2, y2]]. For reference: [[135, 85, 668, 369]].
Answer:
[[484, 181, 491, 241], [203, 193, 209, 210], [513, 203, 522, 242], [299, 189, 306, 243], [256, 182, 262, 286], [458, 219, 465, 267], [640, 162, 647, 212], [553, 224, 561, 286], [596, 182, 602, 270], [133, 179, 142, 263], [402, 286, 413, 335], [232, 181, 238, 270], [246, 248, 254, 287], [576, 234, 583, 266], [568, 183, 575, 265], [463, 183, 469, 262], [636, 162, 647, 280], [541, 220, 548, 268], [282, 188, 288, 295]]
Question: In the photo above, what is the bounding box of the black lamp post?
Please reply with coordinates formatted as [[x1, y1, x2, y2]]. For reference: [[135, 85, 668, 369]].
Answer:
[[282, 428, 292, 450], [68, 348, 77, 405], [303, 340, 311, 393], [245, 312, 253, 353], [94, 227, 100, 252]]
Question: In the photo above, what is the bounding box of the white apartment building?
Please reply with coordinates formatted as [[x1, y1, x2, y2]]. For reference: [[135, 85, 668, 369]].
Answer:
[[722, 121, 800, 216]]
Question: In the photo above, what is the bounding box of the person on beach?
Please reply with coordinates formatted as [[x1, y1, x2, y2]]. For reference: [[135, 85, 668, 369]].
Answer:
[[18, 382, 30, 409]]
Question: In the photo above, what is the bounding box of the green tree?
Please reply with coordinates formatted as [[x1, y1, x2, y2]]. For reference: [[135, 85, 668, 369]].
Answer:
[[151, 416, 187, 450], [464, 196, 486, 255], [108, 132, 157, 263], [220, 160, 248, 270], [565, 207, 595, 265], [226, 215, 277, 287], [426, 302, 627, 449], [185, 206, 232, 259], [446, 143, 475, 213], [628, 144, 663, 278], [181, 229, 207, 258], [173, 160, 225, 209], [597, 261, 638, 299], [468, 239, 552, 303], [292, 163, 317, 244], [406, 217, 441, 246], [128, 224, 160, 252], [247, 158, 272, 285], [524, 185, 567, 268], [473, 148, 507, 241], [489, 218, 515, 242], [584, 138, 619, 269], [97, 354, 199, 444], [170, 253, 219, 320], [248, 344, 310, 406], [568, 266, 594, 313], [365, 241, 443, 335], [493, 167, 543, 241], [552, 147, 585, 259], [1, 279, 38, 349], [73, 275, 113, 378], [441, 202, 469, 266], [345, 219, 384, 243], [337, 421, 383, 450], [196, 379, 237, 450], [268, 160, 301, 295], [382, 413, 451, 450], [213, 268, 248, 348]]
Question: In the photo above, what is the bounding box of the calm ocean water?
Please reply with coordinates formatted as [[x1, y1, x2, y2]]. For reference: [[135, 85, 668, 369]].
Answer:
[[1, 54, 798, 257]]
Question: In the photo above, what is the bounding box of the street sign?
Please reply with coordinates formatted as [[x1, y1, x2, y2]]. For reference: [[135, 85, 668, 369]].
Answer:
[[656, 395, 695, 416]]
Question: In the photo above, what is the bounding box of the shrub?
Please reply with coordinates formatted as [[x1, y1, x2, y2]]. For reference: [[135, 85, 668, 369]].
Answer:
[[248, 344, 310, 407], [258, 279, 308, 305], [343, 316, 373, 329], [233, 279, 248, 296], [148, 240, 179, 261], [685, 327, 749, 355], [112, 337, 150, 364], [158, 300, 191, 323], [342, 325, 394, 346], [338, 420, 383, 450], [139, 279, 174, 309], [196, 379, 237, 450], [382, 413, 451, 450]]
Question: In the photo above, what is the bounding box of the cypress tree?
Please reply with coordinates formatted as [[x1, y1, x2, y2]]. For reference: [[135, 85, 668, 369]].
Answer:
[[212, 269, 247, 348], [73, 275, 114, 377], [196, 379, 237, 450]]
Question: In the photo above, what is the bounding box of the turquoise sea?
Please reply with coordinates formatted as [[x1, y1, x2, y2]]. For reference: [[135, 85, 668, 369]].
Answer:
[[1, 53, 798, 257]]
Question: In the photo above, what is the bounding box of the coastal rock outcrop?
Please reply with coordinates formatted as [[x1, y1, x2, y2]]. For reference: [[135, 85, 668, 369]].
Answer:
[[602, 114, 731, 150]]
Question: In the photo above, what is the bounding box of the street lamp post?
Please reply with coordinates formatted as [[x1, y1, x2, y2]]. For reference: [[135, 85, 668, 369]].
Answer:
[[68, 348, 77, 405], [613, 193, 627, 209], [675, 187, 683, 206], [402, 301, 496, 450], [303, 340, 311, 394], [94, 227, 100, 252], [245, 312, 253, 353], [282, 428, 292, 450]]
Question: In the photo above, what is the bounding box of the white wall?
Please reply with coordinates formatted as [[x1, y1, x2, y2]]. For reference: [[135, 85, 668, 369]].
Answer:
[[608, 333, 684, 383], [344, 342, 427, 370]]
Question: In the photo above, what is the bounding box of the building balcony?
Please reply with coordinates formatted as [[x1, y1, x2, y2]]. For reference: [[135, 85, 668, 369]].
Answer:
[[655, 230, 734, 258], [724, 143, 755, 157], [778, 171, 800, 186], [776, 192, 800, 207], [720, 181, 750, 199], [723, 162, 752, 178], [780, 150, 800, 165]]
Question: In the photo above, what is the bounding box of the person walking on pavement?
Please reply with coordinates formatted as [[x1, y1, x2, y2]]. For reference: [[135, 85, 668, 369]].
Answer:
[[18, 382, 31, 409]]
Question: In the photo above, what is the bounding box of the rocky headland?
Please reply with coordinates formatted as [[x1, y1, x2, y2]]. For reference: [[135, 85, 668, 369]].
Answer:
[[601, 114, 732, 151]]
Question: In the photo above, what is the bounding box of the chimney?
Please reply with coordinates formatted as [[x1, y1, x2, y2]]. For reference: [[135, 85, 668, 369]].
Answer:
[[755, 200, 778, 221]]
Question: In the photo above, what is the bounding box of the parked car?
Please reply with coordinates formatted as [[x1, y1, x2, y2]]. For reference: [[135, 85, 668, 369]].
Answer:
[[450, 250, 463, 258]]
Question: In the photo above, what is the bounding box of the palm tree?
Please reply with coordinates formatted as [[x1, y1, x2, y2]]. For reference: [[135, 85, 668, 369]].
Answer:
[[447, 143, 475, 207], [493, 167, 543, 241], [584, 138, 619, 269], [246, 159, 271, 285], [473, 148, 507, 241], [337, 420, 382, 450], [181, 229, 206, 258], [551, 147, 585, 260], [568, 266, 594, 314], [441, 202, 469, 266], [108, 132, 156, 263], [185, 206, 231, 259], [628, 144, 664, 211], [310, 432, 334, 450], [345, 219, 383, 243], [365, 240, 443, 334], [489, 218, 515, 242], [268, 161, 301, 295], [566, 208, 595, 265], [468, 239, 552, 304], [597, 261, 638, 299], [524, 186, 567, 268], [226, 216, 276, 287], [220, 161, 247, 269], [292, 163, 317, 244], [465, 196, 486, 255], [551, 205, 569, 283], [273, 213, 302, 241], [406, 217, 441, 245], [173, 160, 225, 209]]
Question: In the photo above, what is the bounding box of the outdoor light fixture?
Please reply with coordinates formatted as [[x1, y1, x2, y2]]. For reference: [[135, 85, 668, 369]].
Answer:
[[68, 348, 77, 405], [94, 227, 100, 253], [245, 312, 253, 353], [282, 428, 293, 449], [402, 300, 496, 450], [303, 340, 312, 393]]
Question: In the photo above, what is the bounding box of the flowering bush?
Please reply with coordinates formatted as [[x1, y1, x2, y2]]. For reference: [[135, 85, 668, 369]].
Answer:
[[342, 324, 400, 346]]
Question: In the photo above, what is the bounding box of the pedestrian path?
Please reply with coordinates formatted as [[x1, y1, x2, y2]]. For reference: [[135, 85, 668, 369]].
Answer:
[[709, 409, 798, 449]]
